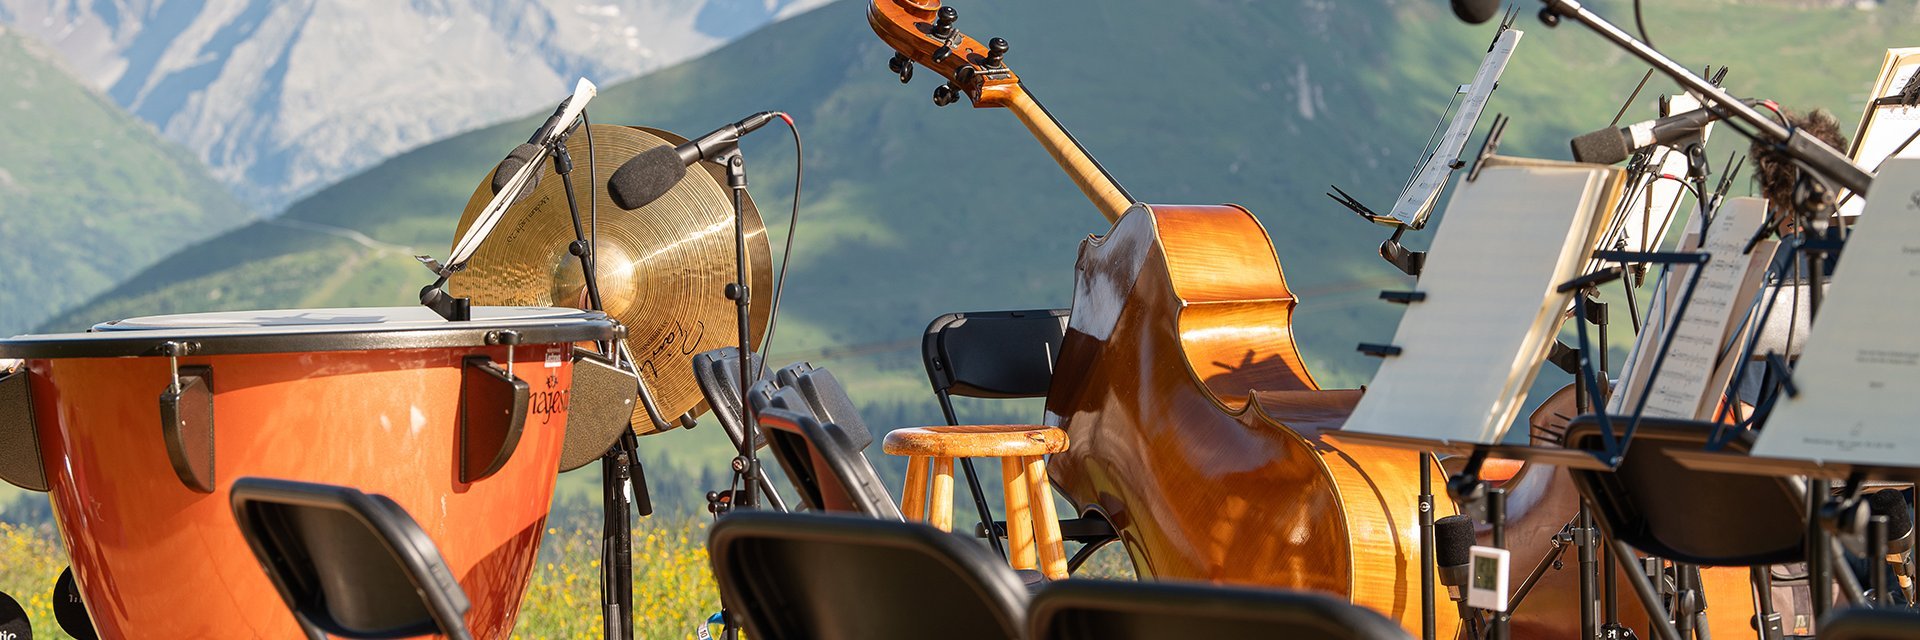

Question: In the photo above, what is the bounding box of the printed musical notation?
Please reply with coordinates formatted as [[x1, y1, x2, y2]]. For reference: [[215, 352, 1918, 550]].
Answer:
[[1752, 158, 1920, 466], [1388, 29, 1521, 228], [1609, 198, 1776, 420]]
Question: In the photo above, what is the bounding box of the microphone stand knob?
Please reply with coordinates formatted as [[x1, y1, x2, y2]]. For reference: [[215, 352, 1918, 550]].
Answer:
[[932, 6, 958, 39], [983, 37, 1009, 69], [1537, 7, 1561, 27]]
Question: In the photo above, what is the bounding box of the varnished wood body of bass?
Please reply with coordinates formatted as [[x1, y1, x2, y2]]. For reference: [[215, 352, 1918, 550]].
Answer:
[[1044, 204, 1460, 636]]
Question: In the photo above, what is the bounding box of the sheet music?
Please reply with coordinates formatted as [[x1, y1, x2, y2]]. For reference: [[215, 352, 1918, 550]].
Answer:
[[1750, 157, 1920, 466], [1387, 29, 1521, 229], [1647, 199, 1771, 417], [1840, 49, 1920, 218], [445, 78, 597, 270], [1345, 157, 1621, 445]]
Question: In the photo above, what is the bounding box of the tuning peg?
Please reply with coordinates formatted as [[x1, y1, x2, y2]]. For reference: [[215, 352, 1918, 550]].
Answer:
[[888, 52, 913, 83], [933, 82, 962, 107], [983, 37, 1008, 69], [932, 6, 958, 39]]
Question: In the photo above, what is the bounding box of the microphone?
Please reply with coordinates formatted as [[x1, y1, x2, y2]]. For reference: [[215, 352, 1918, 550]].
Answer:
[[607, 112, 782, 210], [491, 144, 542, 196], [607, 145, 687, 211], [1570, 99, 1760, 165], [1435, 514, 1475, 599], [673, 111, 780, 166], [490, 86, 597, 197], [1868, 489, 1914, 555], [1452, 0, 1502, 24]]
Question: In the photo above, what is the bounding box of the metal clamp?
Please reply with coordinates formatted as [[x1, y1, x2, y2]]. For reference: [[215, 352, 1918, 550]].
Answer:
[[158, 341, 215, 493]]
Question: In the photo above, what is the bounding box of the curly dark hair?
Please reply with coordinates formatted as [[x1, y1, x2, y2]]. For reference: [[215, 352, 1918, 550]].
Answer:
[[1749, 108, 1849, 229]]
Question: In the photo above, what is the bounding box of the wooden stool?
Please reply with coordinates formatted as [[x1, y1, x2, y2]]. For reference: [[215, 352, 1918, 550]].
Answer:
[[882, 425, 1071, 580]]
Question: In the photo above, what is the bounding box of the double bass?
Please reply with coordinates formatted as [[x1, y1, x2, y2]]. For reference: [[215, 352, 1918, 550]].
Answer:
[[869, 2, 1764, 639], [870, 1, 1457, 634]]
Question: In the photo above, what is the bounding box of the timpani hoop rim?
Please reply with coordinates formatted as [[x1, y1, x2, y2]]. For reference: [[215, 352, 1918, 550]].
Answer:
[[0, 306, 621, 359]]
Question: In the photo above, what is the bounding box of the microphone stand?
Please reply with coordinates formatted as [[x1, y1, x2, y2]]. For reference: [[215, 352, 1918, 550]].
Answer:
[[1534, 0, 1872, 196], [715, 148, 763, 513]]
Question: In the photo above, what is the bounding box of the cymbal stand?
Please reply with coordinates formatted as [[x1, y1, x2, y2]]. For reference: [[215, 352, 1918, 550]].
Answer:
[[546, 123, 650, 640]]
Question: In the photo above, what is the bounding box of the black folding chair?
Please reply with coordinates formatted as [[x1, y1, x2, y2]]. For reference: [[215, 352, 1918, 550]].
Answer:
[[922, 309, 1114, 566], [1029, 579, 1412, 640], [1565, 418, 1806, 566], [1564, 416, 1813, 640], [751, 383, 902, 520], [1817, 606, 1920, 640], [229, 477, 471, 640], [709, 510, 1028, 640], [691, 347, 788, 511]]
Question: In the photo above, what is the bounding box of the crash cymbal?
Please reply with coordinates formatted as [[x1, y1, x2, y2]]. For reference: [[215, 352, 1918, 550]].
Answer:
[[448, 124, 771, 434]]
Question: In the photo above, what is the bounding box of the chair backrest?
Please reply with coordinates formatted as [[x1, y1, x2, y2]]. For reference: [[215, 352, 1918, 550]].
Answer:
[[709, 511, 1027, 640], [1029, 579, 1411, 640], [692, 347, 767, 452], [753, 402, 902, 520], [748, 379, 825, 511], [785, 366, 874, 451], [923, 309, 1070, 401], [1817, 607, 1920, 640], [229, 477, 471, 640], [1564, 417, 1805, 566]]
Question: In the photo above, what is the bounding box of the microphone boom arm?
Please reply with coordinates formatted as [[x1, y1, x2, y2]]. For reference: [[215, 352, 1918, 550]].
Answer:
[[1538, 0, 1872, 195]]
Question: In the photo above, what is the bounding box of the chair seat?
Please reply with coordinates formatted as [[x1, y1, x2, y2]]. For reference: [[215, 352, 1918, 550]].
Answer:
[[883, 425, 1070, 458]]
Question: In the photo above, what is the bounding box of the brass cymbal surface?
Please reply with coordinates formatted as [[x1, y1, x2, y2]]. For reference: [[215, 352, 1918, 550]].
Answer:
[[449, 124, 772, 434]]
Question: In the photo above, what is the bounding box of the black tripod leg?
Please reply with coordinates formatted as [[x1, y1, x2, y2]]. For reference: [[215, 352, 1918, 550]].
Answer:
[[1750, 566, 1781, 640], [1611, 539, 1683, 640], [601, 443, 634, 640]]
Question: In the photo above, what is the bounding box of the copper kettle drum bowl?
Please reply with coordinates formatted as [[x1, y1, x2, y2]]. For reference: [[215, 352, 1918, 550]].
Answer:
[[447, 124, 772, 432], [0, 306, 618, 638]]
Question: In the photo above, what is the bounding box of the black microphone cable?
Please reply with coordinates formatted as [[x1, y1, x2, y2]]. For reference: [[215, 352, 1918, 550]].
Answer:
[[756, 112, 803, 379]]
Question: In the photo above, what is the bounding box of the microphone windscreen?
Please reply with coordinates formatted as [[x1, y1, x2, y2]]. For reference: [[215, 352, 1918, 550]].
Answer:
[[1452, 0, 1502, 24], [1435, 514, 1476, 567], [1868, 490, 1914, 542], [1570, 127, 1631, 165], [491, 143, 542, 198], [608, 145, 687, 211]]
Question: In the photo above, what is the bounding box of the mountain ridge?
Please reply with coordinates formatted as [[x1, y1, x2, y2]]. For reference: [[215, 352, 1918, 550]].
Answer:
[[0, 24, 251, 335], [43, 0, 1912, 403], [0, 0, 831, 212]]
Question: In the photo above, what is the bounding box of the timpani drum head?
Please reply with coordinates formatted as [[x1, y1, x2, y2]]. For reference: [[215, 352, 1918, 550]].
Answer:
[[0, 306, 619, 358]]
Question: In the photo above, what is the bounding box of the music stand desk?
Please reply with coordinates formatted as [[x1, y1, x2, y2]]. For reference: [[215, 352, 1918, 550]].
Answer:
[[1332, 431, 1616, 471], [1668, 449, 1920, 484]]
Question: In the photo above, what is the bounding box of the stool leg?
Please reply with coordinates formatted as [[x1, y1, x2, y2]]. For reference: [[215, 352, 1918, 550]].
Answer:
[[930, 457, 955, 532], [1026, 455, 1068, 580], [901, 455, 928, 523], [1001, 458, 1037, 571]]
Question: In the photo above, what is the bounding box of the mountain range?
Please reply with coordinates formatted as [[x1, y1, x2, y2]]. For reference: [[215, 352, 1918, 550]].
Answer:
[[46, 0, 1910, 402], [0, 25, 249, 335], [0, 0, 828, 212]]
